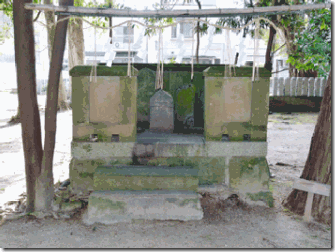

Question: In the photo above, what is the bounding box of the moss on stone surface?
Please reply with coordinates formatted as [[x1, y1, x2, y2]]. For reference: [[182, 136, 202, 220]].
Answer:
[[89, 196, 127, 212], [94, 175, 199, 191], [79, 172, 94, 179], [147, 157, 225, 186], [70, 65, 138, 77], [72, 77, 89, 125], [179, 198, 198, 207], [229, 157, 269, 194], [247, 191, 274, 207], [203, 66, 271, 77]]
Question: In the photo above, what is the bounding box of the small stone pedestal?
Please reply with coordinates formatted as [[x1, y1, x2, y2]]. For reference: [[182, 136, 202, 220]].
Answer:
[[83, 165, 203, 225], [150, 89, 174, 133]]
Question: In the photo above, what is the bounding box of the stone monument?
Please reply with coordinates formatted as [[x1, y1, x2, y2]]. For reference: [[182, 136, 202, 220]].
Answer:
[[149, 89, 174, 133]]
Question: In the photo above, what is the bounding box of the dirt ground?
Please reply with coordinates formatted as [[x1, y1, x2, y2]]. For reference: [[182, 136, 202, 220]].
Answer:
[[0, 91, 331, 248]]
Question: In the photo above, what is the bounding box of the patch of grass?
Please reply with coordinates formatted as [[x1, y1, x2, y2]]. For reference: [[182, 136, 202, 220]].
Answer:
[[247, 191, 274, 208], [0, 188, 5, 191]]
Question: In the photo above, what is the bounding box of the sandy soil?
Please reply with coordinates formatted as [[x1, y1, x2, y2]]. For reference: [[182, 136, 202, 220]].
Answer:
[[0, 91, 331, 248]]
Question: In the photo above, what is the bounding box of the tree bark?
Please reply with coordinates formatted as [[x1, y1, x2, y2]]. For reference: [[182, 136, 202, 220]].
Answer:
[[195, 0, 201, 64], [282, 70, 331, 225], [68, 17, 85, 80], [264, 25, 276, 72], [44, 0, 69, 111], [13, 0, 43, 212], [35, 0, 73, 211]]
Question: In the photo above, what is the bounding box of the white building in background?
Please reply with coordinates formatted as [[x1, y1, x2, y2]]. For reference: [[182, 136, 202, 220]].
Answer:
[[0, 0, 289, 93], [91, 0, 241, 65]]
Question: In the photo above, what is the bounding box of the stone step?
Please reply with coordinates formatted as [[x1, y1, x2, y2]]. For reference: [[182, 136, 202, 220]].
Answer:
[[94, 165, 199, 191], [83, 190, 203, 225]]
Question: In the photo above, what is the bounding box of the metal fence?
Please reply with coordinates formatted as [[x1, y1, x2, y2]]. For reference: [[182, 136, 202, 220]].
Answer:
[[270, 77, 328, 97]]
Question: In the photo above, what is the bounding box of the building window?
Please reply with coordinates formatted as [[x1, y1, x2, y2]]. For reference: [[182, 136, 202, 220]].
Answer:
[[180, 22, 193, 38], [171, 25, 177, 38], [277, 59, 283, 68]]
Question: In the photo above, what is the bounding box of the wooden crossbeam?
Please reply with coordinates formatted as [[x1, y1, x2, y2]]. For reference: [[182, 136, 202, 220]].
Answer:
[[24, 3, 331, 18], [293, 178, 331, 222]]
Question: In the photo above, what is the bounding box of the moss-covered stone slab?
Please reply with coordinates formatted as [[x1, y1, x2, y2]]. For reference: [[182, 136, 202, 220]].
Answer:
[[71, 142, 135, 159], [250, 79, 270, 126], [71, 67, 137, 142], [69, 157, 133, 194], [203, 66, 271, 78], [146, 157, 225, 186], [229, 157, 270, 194], [84, 190, 203, 225], [204, 77, 253, 141], [69, 165, 94, 195], [93, 166, 199, 191], [72, 76, 90, 126], [246, 191, 274, 208], [70, 65, 138, 77], [205, 142, 267, 157], [89, 76, 121, 123]]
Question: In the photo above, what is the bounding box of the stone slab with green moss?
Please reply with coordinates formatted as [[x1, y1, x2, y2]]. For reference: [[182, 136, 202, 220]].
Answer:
[[83, 190, 203, 225], [94, 165, 199, 191], [71, 65, 137, 142]]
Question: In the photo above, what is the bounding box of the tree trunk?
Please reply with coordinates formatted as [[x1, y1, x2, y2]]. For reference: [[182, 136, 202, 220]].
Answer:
[[68, 17, 85, 84], [35, 0, 73, 211], [195, 19, 200, 64], [264, 25, 276, 72], [44, 0, 69, 111], [282, 70, 331, 225], [13, 0, 43, 213], [195, 0, 201, 64]]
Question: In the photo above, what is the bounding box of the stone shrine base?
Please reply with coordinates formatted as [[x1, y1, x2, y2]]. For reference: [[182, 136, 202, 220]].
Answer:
[[83, 190, 203, 225]]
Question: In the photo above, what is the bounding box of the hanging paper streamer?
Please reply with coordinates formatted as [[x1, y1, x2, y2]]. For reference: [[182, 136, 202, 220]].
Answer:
[[104, 36, 116, 67]]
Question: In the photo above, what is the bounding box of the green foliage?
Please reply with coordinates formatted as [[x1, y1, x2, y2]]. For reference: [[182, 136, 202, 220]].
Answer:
[[143, 4, 175, 37], [216, 0, 331, 76], [287, 8, 331, 77], [169, 57, 176, 64], [0, 20, 11, 45]]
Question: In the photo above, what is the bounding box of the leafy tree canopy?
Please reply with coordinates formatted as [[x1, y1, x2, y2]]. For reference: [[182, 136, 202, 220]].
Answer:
[[286, 8, 331, 77]]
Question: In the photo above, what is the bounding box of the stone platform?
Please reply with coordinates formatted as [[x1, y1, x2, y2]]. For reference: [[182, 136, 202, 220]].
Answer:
[[94, 165, 199, 191], [84, 190, 203, 225]]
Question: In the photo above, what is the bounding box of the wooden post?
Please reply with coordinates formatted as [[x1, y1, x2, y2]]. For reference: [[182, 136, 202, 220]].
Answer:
[[292, 178, 331, 222]]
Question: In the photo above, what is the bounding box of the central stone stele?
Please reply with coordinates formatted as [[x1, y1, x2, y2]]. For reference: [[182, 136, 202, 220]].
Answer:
[[150, 89, 174, 133]]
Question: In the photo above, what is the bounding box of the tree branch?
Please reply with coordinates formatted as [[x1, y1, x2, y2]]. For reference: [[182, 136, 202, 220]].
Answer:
[[271, 43, 286, 56], [33, 10, 41, 22], [271, 68, 289, 74]]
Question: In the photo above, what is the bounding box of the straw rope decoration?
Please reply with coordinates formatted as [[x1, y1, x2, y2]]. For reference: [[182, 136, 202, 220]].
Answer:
[[191, 20, 196, 80], [160, 27, 164, 89], [127, 21, 132, 77], [89, 25, 97, 83], [34, 15, 288, 83], [252, 18, 260, 82]]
